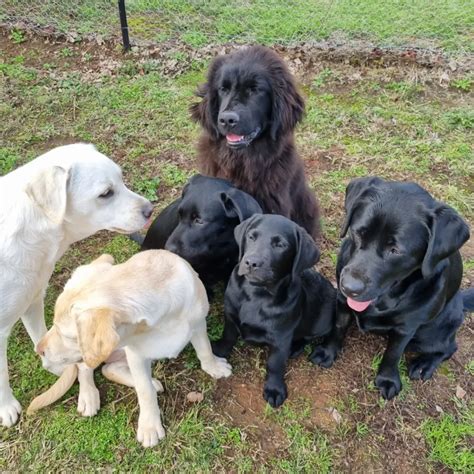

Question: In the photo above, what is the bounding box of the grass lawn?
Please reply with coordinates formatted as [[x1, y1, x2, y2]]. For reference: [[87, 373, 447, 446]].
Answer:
[[2, 0, 474, 51], [1, 10, 473, 472]]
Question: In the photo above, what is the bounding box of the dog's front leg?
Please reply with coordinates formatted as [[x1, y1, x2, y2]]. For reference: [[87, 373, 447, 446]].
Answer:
[[375, 332, 413, 400], [192, 322, 232, 379], [310, 295, 352, 368], [125, 347, 165, 448], [77, 363, 100, 417], [264, 343, 291, 408], [0, 325, 22, 427], [21, 297, 47, 347]]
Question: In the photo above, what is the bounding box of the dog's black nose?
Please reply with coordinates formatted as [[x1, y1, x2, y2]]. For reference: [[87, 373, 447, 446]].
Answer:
[[340, 274, 366, 297], [219, 111, 239, 128], [142, 203, 153, 220], [244, 256, 263, 270]]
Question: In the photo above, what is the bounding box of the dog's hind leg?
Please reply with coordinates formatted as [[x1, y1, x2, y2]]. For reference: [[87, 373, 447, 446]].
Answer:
[[102, 350, 163, 392], [191, 322, 232, 379], [408, 337, 457, 381], [0, 323, 22, 427]]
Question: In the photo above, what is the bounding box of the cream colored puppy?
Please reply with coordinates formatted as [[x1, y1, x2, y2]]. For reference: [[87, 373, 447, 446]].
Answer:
[[37, 250, 232, 448], [0, 143, 153, 427]]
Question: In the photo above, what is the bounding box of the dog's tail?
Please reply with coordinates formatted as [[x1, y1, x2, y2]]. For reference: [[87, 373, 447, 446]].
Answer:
[[128, 232, 145, 246], [462, 288, 474, 312], [27, 364, 78, 414]]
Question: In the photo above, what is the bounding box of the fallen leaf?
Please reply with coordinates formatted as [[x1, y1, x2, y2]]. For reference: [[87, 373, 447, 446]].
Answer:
[[455, 385, 466, 399]]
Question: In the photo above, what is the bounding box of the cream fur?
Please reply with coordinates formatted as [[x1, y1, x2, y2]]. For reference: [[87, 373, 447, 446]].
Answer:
[[37, 250, 232, 447]]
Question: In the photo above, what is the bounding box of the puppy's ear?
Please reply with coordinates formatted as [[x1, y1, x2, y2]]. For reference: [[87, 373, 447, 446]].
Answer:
[[76, 308, 120, 369], [422, 205, 469, 277], [340, 176, 384, 238], [270, 64, 305, 140], [220, 188, 263, 222], [234, 215, 260, 260], [25, 166, 69, 224], [292, 225, 320, 277], [189, 56, 226, 138]]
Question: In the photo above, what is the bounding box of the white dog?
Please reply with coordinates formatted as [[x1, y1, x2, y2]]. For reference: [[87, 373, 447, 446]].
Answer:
[[37, 251, 232, 447], [0, 143, 153, 427]]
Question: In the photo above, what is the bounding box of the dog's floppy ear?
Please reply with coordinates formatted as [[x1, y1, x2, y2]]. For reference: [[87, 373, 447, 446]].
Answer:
[[76, 308, 120, 369], [421, 204, 469, 277], [189, 56, 226, 138], [340, 176, 384, 238], [220, 188, 263, 222], [25, 166, 69, 224], [270, 63, 305, 140], [292, 225, 320, 277], [234, 215, 260, 260]]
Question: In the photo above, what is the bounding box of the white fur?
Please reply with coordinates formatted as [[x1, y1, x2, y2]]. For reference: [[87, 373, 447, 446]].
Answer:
[[0, 143, 152, 427], [38, 250, 232, 447]]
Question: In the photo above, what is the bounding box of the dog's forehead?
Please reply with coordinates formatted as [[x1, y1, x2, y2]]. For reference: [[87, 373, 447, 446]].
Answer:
[[250, 215, 295, 238], [219, 61, 270, 86]]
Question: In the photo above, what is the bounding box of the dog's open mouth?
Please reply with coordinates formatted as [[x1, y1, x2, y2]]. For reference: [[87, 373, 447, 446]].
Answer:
[[226, 129, 260, 148]]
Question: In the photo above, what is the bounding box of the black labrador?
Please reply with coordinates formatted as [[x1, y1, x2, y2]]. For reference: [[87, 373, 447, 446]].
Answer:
[[311, 177, 473, 399], [212, 214, 336, 408], [142, 174, 262, 289]]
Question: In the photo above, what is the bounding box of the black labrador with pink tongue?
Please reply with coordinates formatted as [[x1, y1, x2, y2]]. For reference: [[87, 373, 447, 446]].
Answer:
[[311, 177, 474, 400]]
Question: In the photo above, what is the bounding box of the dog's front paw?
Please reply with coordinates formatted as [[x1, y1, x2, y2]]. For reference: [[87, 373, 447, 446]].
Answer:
[[0, 395, 21, 427], [77, 386, 100, 417], [202, 356, 232, 379], [375, 372, 402, 400], [137, 417, 166, 448], [309, 343, 338, 368], [263, 382, 287, 408]]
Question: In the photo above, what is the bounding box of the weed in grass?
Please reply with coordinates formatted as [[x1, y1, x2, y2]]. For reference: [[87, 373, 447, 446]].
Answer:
[[100, 235, 140, 263], [312, 68, 333, 88], [451, 77, 472, 92], [133, 176, 160, 201], [422, 410, 474, 472], [9, 29, 26, 44], [356, 422, 370, 438], [444, 109, 474, 130], [466, 360, 474, 376], [160, 162, 192, 187], [60, 47, 74, 58], [0, 147, 20, 174]]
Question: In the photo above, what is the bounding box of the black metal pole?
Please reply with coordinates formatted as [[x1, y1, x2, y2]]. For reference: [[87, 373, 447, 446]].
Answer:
[[118, 0, 131, 51]]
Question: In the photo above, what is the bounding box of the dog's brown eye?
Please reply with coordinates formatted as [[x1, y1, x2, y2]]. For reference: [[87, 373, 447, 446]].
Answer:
[[99, 189, 114, 199], [248, 234, 256, 241]]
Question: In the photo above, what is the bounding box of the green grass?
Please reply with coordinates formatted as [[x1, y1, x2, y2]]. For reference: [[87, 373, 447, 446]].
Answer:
[[3, 0, 474, 51], [422, 409, 474, 472], [1, 28, 473, 471]]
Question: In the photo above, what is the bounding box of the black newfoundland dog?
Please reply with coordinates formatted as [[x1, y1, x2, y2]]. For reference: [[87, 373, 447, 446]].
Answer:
[[190, 45, 320, 239]]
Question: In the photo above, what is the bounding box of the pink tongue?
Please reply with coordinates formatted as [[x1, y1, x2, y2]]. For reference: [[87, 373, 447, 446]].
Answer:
[[347, 297, 373, 312], [227, 133, 244, 142]]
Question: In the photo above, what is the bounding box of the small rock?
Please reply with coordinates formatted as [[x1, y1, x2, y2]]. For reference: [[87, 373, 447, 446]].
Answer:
[[186, 391, 204, 403], [435, 405, 444, 413]]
